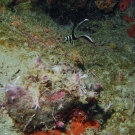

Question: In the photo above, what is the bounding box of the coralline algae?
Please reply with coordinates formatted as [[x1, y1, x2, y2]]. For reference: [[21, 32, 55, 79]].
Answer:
[[2, 56, 103, 133]]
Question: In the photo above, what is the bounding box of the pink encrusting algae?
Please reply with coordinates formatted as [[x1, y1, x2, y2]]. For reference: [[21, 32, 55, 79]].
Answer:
[[0, 55, 106, 134], [46, 91, 65, 103]]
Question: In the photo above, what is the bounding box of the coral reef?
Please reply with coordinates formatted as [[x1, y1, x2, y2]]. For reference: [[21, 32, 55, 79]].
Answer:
[[122, 15, 134, 22], [0, 1, 135, 134], [127, 24, 135, 38], [25, 112, 99, 135], [1, 55, 103, 133], [95, 0, 116, 12], [119, 0, 132, 11], [122, 14, 135, 38]]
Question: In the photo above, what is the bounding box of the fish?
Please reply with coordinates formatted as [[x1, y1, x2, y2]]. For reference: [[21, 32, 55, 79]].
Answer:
[[64, 19, 94, 46], [64, 35, 74, 45]]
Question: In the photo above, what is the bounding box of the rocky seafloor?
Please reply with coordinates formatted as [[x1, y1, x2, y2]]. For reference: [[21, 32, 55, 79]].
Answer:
[[0, 1, 135, 135]]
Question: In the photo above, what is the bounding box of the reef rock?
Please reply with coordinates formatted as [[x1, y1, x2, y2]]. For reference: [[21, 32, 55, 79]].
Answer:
[[3, 56, 101, 133]]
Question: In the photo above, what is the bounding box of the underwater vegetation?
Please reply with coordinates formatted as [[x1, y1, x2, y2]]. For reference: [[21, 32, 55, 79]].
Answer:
[[1, 54, 105, 133], [0, 0, 135, 135]]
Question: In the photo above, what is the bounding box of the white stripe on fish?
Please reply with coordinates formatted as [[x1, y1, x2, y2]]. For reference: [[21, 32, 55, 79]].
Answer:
[[64, 19, 94, 46]]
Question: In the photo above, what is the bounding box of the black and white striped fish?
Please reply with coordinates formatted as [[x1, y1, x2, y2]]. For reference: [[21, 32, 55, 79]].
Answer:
[[64, 35, 74, 45], [64, 19, 94, 46]]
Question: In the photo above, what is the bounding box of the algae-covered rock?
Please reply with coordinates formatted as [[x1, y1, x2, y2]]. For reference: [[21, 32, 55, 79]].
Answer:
[[3, 55, 102, 133]]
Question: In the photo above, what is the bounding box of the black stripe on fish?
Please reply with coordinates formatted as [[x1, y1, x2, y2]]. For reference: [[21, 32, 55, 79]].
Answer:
[[64, 19, 94, 46], [64, 35, 74, 45]]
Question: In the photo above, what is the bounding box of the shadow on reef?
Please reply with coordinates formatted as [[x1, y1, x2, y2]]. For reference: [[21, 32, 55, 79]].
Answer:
[[7, 0, 120, 25]]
